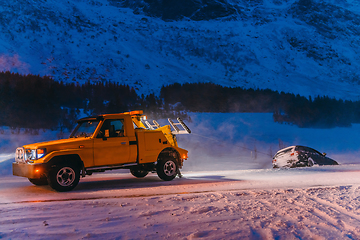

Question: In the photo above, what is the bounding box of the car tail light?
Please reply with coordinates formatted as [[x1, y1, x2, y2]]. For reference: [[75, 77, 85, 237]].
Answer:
[[290, 151, 299, 156]]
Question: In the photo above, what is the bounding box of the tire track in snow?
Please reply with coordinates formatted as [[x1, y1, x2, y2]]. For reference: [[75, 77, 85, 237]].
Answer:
[[253, 188, 360, 239], [350, 185, 360, 199], [290, 190, 360, 238], [0, 188, 243, 206], [2, 186, 360, 239], [255, 190, 325, 239], [303, 196, 360, 233]]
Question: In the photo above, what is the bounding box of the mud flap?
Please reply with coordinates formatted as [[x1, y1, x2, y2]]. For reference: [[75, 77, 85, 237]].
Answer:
[[177, 168, 182, 178]]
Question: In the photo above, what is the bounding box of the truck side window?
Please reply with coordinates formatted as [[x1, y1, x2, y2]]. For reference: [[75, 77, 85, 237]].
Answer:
[[97, 119, 125, 138]]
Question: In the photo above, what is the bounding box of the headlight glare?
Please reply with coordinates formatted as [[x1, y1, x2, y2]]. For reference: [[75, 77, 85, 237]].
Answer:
[[25, 149, 36, 161]]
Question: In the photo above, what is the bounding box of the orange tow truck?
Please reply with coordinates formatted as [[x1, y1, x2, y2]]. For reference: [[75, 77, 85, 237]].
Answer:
[[13, 110, 190, 191]]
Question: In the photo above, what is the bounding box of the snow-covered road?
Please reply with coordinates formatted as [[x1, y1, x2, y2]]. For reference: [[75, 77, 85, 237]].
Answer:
[[1, 165, 360, 239]]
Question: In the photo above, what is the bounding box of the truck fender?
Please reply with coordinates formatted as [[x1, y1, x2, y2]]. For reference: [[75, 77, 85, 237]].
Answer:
[[157, 148, 181, 165], [46, 154, 84, 172]]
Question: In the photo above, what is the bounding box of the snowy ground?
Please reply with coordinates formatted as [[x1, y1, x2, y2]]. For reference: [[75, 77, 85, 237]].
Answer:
[[1, 166, 360, 239], [1, 112, 360, 239]]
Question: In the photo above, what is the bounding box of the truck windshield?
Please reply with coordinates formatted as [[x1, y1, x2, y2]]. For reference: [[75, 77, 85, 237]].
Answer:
[[70, 120, 100, 138]]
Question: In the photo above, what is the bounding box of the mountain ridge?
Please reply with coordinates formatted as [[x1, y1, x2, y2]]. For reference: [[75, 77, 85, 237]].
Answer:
[[0, 0, 360, 100]]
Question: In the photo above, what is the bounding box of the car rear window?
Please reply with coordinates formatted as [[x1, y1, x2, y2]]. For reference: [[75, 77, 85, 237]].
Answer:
[[274, 147, 293, 158], [295, 146, 321, 155]]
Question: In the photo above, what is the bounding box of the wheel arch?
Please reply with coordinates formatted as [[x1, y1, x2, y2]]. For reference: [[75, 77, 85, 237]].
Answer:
[[46, 154, 84, 170], [157, 147, 181, 165]]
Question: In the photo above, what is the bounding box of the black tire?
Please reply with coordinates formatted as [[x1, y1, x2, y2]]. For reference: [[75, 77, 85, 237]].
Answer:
[[47, 164, 80, 192], [28, 178, 48, 186], [156, 158, 178, 181], [130, 168, 149, 178], [307, 158, 314, 167]]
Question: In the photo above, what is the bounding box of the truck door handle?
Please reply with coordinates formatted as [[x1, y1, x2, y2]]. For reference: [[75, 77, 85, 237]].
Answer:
[[121, 142, 127, 145]]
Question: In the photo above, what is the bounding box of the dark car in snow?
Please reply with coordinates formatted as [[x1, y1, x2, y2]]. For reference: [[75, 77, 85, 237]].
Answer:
[[272, 145, 339, 168]]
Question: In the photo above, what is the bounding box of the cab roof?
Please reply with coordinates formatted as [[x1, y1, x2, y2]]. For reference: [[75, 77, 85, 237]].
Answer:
[[77, 110, 144, 122]]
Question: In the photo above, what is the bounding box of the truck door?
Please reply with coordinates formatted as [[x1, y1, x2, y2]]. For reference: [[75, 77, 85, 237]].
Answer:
[[93, 119, 132, 166]]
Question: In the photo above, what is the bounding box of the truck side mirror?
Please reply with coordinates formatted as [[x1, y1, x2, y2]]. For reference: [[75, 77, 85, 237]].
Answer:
[[105, 129, 110, 138]]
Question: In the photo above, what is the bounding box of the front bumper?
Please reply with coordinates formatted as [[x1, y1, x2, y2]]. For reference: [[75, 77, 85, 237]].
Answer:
[[12, 162, 46, 179]]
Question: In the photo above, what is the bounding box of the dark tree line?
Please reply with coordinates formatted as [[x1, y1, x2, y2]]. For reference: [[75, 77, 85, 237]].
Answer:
[[0, 71, 174, 130], [160, 82, 360, 128], [273, 95, 360, 128], [1, 72, 359, 130]]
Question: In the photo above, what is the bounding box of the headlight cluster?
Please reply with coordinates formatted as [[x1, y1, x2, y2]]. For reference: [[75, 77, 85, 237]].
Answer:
[[24, 148, 46, 163]]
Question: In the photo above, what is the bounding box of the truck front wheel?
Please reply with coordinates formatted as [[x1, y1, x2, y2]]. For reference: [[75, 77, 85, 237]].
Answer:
[[156, 158, 178, 181], [47, 164, 80, 192], [28, 177, 48, 186]]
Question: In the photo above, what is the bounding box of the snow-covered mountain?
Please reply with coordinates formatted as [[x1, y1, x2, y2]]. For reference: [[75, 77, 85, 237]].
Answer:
[[1, 0, 360, 100]]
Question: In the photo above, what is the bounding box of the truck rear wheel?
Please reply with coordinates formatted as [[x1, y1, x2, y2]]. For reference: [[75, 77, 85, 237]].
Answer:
[[156, 158, 178, 181], [28, 177, 48, 186], [130, 168, 149, 178], [47, 164, 80, 192]]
